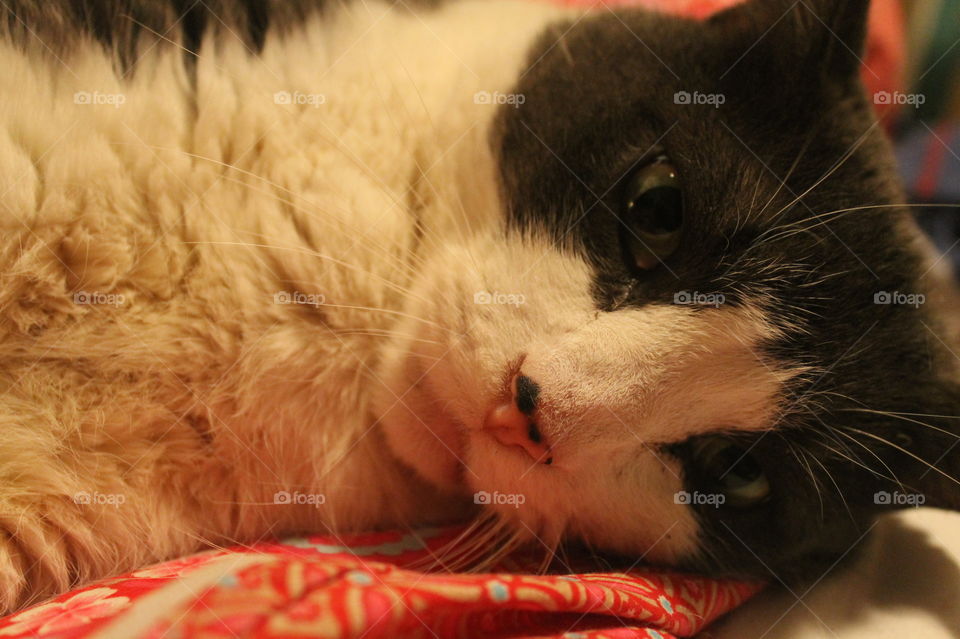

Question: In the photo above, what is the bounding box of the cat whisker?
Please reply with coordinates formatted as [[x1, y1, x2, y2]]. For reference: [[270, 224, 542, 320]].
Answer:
[[840, 408, 960, 440], [535, 526, 563, 575], [850, 408, 960, 420], [765, 120, 880, 228], [474, 528, 527, 573], [820, 430, 905, 494], [845, 427, 960, 486], [754, 202, 960, 249], [448, 523, 510, 572], [205, 171, 429, 271], [406, 517, 488, 572], [328, 329, 444, 347], [181, 240, 454, 333], [314, 302, 456, 335], [808, 443, 854, 523], [792, 394, 906, 491], [115, 143, 431, 274], [751, 125, 819, 223], [306, 114, 479, 269], [410, 513, 500, 572], [181, 238, 431, 306], [784, 437, 825, 519]]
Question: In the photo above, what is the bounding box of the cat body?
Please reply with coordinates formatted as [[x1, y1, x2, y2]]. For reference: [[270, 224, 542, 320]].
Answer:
[[0, 0, 956, 614], [0, 0, 564, 607]]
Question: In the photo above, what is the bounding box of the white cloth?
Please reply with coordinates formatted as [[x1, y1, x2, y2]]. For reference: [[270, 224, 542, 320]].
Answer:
[[711, 508, 960, 638]]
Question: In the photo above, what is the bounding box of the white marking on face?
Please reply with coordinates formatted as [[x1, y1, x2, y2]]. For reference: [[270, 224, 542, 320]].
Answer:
[[376, 228, 801, 563]]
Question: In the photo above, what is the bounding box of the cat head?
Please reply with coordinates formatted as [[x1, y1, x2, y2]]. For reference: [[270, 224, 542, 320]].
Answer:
[[375, 0, 960, 582]]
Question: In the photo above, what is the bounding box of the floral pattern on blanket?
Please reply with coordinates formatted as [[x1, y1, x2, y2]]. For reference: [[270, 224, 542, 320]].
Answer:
[[0, 528, 760, 639]]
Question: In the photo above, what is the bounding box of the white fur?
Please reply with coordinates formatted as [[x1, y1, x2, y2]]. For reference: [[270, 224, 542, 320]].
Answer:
[[0, 0, 794, 610], [0, 0, 570, 609]]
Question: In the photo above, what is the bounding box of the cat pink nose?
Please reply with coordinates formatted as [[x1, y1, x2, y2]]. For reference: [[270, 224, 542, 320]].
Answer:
[[483, 374, 552, 464]]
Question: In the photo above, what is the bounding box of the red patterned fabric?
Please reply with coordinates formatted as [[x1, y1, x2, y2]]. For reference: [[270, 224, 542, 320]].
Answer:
[[0, 528, 761, 639]]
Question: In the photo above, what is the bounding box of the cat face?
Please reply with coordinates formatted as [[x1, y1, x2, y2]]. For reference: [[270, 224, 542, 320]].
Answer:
[[375, 0, 960, 582]]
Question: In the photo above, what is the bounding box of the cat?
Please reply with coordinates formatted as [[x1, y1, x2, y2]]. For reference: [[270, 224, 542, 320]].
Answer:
[[0, 0, 957, 614]]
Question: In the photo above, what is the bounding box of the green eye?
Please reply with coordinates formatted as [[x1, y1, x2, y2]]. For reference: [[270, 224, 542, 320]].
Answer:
[[620, 156, 683, 270], [692, 437, 771, 508]]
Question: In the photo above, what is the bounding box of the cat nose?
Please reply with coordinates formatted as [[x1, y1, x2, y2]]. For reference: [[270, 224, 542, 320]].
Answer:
[[483, 374, 552, 464]]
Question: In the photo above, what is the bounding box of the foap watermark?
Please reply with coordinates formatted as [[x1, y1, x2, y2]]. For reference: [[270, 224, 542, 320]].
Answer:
[[474, 90, 525, 108], [674, 490, 726, 508], [273, 490, 326, 507], [673, 290, 725, 308], [874, 290, 925, 308], [74, 491, 126, 507], [874, 490, 925, 507], [74, 291, 125, 306], [274, 90, 326, 108], [674, 90, 725, 108], [274, 290, 325, 307], [73, 90, 126, 108], [474, 290, 525, 307], [474, 490, 526, 508], [874, 91, 925, 109]]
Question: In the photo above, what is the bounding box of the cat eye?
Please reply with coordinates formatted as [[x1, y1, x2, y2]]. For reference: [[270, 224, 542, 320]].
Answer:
[[620, 155, 683, 270], [691, 437, 771, 508]]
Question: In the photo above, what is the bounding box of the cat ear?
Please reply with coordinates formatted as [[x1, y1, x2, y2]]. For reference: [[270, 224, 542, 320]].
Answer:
[[709, 0, 871, 81]]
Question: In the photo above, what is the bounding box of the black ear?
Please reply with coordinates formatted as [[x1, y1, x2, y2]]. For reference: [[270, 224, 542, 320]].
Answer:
[[709, 0, 871, 81]]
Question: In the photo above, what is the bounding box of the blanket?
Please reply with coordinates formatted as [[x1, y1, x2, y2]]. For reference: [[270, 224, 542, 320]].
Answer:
[[0, 528, 760, 639]]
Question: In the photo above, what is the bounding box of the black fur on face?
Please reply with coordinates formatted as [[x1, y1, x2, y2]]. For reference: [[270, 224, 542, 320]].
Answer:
[[494, 0, 960, 583]]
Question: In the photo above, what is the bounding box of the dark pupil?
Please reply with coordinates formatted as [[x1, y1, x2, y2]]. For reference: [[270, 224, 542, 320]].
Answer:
[[705, 445, 763, 489], [628, 186, 682, 235]]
